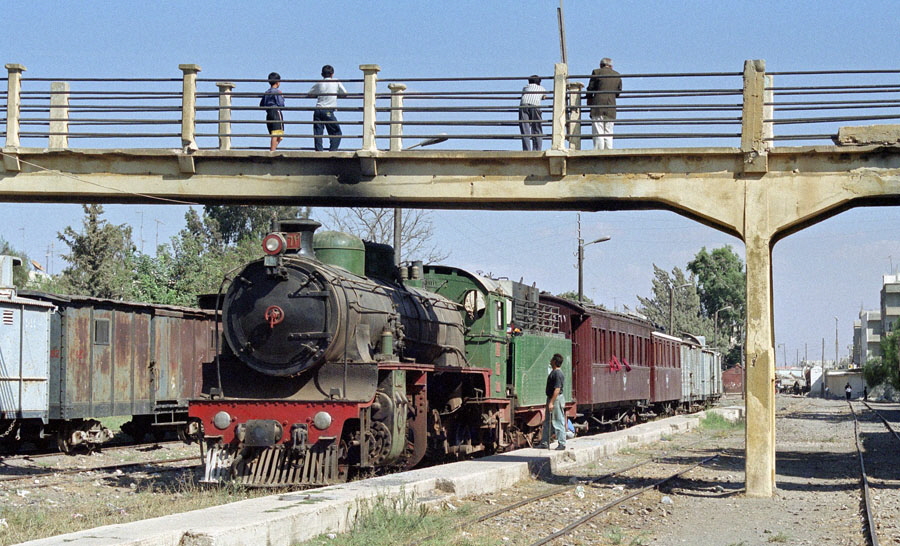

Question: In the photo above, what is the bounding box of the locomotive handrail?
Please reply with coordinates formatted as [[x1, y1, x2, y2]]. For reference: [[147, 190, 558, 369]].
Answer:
[[4, 61, 899, 152]]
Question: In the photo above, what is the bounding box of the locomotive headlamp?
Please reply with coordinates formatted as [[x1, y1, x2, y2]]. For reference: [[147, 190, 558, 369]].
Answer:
[[312, 411, 332, 430], [262, 233, 287, 256], [213, 411, 232, 430]]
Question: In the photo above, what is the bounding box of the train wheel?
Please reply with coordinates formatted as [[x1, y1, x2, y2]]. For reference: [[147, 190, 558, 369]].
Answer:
[[177, 418, 204, 444], [56, 422, 78, 454]]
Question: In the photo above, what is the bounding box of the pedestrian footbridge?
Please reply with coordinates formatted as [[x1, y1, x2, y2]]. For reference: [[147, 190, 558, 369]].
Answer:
[[2, 60, 899, 497]]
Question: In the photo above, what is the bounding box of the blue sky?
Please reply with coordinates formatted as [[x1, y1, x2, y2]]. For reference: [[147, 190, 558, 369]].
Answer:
[[1, 1, 898, 365]]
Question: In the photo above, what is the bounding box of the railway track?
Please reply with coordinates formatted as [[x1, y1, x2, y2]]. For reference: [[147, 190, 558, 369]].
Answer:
[[0, 439, 186, 463], [849, 400, 900, 546], [0, 454, 201, 488], [411, 440, 722, 546]]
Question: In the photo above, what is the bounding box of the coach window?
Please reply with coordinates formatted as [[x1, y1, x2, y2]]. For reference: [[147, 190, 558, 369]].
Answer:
[[94, 318, 110, 345]]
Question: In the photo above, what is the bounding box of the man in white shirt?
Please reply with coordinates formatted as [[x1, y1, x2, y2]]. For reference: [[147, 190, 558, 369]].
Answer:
[[519, 75, 547, 151], [307, 65, 348, 151]]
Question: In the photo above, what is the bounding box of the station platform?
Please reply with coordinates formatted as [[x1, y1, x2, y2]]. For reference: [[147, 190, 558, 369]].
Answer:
[[21, 407, 744, 546]]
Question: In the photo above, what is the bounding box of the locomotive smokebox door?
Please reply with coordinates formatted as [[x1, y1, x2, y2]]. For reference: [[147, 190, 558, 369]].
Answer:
[[223, 260, 337, 377]]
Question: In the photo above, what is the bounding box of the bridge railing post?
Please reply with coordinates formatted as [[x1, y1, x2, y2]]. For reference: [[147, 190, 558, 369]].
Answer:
[[179, 64, 201, 152], [741, 59, 768, 173], [388, 83, 407, 152], [551, 63, 568, 151], [764, 74, 774, 149], [4, 63, 25, 149], [216, 82, 235, 151], [360, 64, 381, 151], [566, 81, 584, 151], [49, 81, 70, 149]]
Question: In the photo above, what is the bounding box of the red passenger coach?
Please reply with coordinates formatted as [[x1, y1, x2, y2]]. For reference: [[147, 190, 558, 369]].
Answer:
[[541, 295, 654, 427], [650, 332, 683, 408]]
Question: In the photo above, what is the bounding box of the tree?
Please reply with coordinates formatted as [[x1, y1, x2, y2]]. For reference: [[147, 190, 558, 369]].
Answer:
[[0, 238, 31, 289], [204, 205, 309, 246], [636, 265, 711, 337], [131, 208, 264, 306], [863, 327, 900, 390], [324, 208, 447, 264], [687, 246, 746, 366], [57, 205, 135, 299]]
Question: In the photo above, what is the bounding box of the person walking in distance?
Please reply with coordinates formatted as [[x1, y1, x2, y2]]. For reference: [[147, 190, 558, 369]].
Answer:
[[307, 65, 348, 151], [518, 75, 547, 151], [536, 353, 567, 450], [585, 57, 622, 150], [260, 72, 285, 152], [845, 382, 852, 400]]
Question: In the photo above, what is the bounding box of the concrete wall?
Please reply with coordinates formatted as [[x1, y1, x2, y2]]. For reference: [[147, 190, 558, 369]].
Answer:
[[823, 369, 866, 399]]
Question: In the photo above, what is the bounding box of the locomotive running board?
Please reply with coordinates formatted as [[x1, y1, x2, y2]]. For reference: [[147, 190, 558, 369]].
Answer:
[[203, 442, 344, 487]]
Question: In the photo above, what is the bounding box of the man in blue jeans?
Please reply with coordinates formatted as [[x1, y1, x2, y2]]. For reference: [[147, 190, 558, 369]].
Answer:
[[307, 65, 348, 151], [536, 353, 567, 450]]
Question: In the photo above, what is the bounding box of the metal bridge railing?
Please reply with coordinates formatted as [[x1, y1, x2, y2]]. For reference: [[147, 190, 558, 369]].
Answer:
[[2, 61, 899, 153]]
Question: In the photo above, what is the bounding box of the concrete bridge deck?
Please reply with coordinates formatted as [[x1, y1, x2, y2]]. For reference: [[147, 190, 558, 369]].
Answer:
[[2, 59, 899, 497]]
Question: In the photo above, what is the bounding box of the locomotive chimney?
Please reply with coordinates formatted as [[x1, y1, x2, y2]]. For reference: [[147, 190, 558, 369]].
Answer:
[[275, 219, 320, 258]]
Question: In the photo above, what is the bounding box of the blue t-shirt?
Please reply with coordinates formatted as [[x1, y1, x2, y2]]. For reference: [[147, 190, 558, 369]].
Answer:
[[260, 87, 285, 109]]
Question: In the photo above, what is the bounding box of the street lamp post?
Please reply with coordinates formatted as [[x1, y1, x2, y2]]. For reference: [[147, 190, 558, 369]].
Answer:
[[714, 305, 733, 350], [834, 316, 839, 366], [577, 235, 611, 302], [668, 282, 692, 335]]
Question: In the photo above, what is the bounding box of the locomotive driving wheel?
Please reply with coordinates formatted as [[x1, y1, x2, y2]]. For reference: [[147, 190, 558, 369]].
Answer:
[[365, 421, 392, 465]]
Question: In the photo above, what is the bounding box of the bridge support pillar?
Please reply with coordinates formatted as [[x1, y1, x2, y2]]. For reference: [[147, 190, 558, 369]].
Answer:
[[566, 81, 584, 150], [49, 82, 70, 149], [216, 82, 236, 151], [551, 63, 568, 152], [743, 181, 776, 498], [388, 83, 407, 152], [179, 64, 201, 153], [2, 64, 25, 171], [360, 64, 381, 152]]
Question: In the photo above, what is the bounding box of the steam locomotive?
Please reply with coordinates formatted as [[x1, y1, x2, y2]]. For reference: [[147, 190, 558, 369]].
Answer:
[[189, 219, 720, 487], [189, 219, 571, 486]]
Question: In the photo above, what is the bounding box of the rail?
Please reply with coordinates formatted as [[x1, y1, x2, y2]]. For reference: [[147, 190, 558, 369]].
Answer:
[[2, 61, 898, 154]]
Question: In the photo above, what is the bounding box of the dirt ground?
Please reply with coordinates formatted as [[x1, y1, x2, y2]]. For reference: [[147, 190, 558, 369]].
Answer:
[[453, 396, 899, 546], [5, 396, 899, 545]]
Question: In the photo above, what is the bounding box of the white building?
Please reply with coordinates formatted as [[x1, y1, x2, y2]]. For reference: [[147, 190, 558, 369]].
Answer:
[[882, 274, 900, 336], [854, 310, 882, 365]]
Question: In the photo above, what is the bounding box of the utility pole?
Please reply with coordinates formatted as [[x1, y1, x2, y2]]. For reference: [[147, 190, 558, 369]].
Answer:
[[136, 211, 144, 254], [557, 0, 568, 64], [668, 281, 691, 336], [393, 209, 401, 266], [154, 219, 164, 253], [834, 316, 839, 367]]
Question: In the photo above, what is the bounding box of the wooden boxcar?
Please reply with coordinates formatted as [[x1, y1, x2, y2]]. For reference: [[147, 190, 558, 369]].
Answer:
[[650, 331, 683, 408], [540, 295, 653, 426], [15, 291, 218, 450]]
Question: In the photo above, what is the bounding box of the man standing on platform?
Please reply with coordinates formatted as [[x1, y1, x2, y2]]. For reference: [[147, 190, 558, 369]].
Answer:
[[586, 57, 622, 150], [308, 65, 348, 151], [536, 353, 567, 450]]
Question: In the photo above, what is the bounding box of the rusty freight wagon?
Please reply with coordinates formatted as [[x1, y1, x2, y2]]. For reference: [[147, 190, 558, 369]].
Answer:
[[9, 291, 218, 452]]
